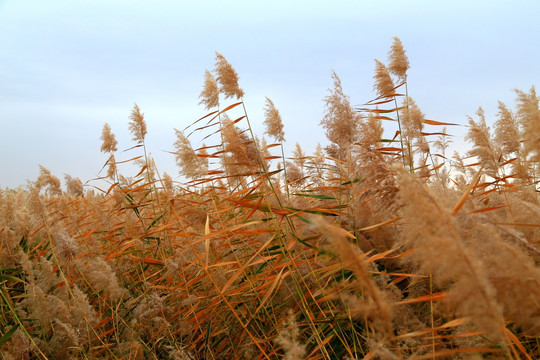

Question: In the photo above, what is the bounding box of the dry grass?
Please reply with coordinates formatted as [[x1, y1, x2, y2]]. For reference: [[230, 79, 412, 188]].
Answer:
[[1, 39, 540, 359]]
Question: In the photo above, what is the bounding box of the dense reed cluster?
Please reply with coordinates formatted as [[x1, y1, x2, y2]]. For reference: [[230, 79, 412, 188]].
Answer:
[[1, 38, 540, 359]]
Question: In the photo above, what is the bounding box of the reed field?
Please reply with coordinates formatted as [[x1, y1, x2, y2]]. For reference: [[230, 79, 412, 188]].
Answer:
[[2, 38, 540, 359]]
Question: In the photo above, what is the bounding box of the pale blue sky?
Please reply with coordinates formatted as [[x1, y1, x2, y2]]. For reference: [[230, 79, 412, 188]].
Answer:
[[1, 0, 539, 188]]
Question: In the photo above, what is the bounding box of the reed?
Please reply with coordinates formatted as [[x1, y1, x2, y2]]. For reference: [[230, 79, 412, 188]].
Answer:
[[1, 39, 539, 359]]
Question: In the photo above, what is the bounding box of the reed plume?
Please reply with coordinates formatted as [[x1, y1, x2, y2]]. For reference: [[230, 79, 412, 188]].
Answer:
[[373, 60, 395, 98], [263, 97, 285, 143], [3, 39, 540, 360], [400, 97, 429, 166], [397, 168, 506, 341], [199, 69, 220, 110], [515, 86, 540, 163], [64, 174, 83, 197], [320, 71, 360, 160], [214, 52, 244, 99], [128, 103, 147, 143], [494, 101, 529, 183], [465, 107, 501, 179], [35, 165, 62, 196], [174, 129, 207, 179], [273, 310, 306, 360], [458, 218, 540, 336], [387, 36, 409, 81], [292, 142, 305, 169], [100, 122, 118, 153]]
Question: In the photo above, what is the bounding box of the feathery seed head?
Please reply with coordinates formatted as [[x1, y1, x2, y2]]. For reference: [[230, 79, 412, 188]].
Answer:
[[36, 165, 62, 196], [292, 142, 305, 169], [515, 86, 540, 162], [214, 52, 244, 99], [174, 129, 205, 179], [273, 310, 306, 360], [64, 174, 84, 197], [100, 122, 118, 153], [358, 113, 384, 149], [320, 71, 360, 159], [263, 97, 285, 142], [199, 69, 219, 110], [400, 97, 429, 156], [373, 60, 395, 98], [465, 107, 500, 178], [221, 118, 260, 169], [285, 161, 304, 186], [162, 171, 173, 192], [106, 154, 117, 179], [387, 37, 409, 80], [494, 101, 520, 154], [128, 103, 147, 143]]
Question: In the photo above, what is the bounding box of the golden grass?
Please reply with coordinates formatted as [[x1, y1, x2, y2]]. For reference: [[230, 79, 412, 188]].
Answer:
[[1, 40, 540, 359]]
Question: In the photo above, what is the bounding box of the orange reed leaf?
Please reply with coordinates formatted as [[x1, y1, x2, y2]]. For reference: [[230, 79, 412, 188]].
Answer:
[[370, 115, 396, 121], [29, 224, 46, 238], [470, 188, 498, 198], [358, 217, 401, 232], [396, 292, 447, 305], [424, 119, 459, 126], [377, 147, 403, 152], [271, 208, 291, 216], [469, 205, 506, 214], [104, 240, 136, 261], [503, 187, 519, 193], [439, 317, 470, 328], [123, 144, 144, 152], [504, 327, 534, 360], [429, 162, 444, 172], [196, 153, 219, 159], [135, 165, 147, 178], [306, 334, 335, 359], [146, 223, 173, 235], [95, 316, 114, 330], [501, 157, 518, 166], [115, 155, 143, 163], [105, 182, 119, 196], [219, 101, 243, 114], [207, 261, 238, 268], [207, 170, 225, 175], [245, 255, 280, 267], [366, 248, 398, 263], [129, 255, 164, 266], [96, 328, 115, 340], [204, 214, 211, 266], [452, 166, 484, 216], [385, 249, 415, 260]]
